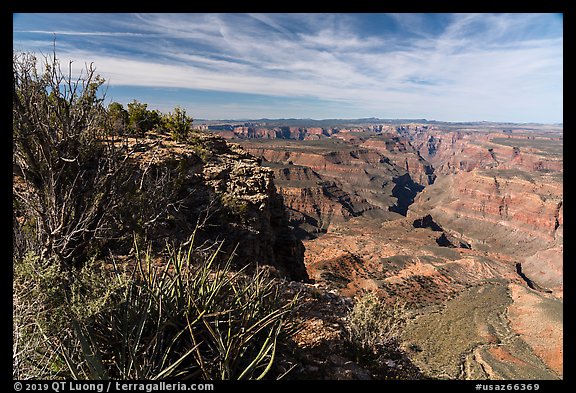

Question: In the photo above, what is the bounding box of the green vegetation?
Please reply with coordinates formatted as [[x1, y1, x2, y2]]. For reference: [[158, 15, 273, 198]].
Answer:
[[107, 102, 129, 134], [13, 239, 299, 379], [178, 131, 214, 161], [126, 100, 161, 136], [13, 50, 300, 380], [108, 100, 193, 141], [490, 137, 563, 157], [220, 193, 250, 218], [162, 106, 193, 142]]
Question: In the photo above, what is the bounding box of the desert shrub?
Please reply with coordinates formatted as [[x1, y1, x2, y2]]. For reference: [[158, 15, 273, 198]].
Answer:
[[13, 251, 66, 379], [162, 106, 193, 143], [347, 292, 407, 360], [13, 237, 299, 380], [13, 50, 130, 270], [107, 102, 129, 135], [220, 193, 250, 218], [126, 100, 159, 136], [13, 50, 199, 269]]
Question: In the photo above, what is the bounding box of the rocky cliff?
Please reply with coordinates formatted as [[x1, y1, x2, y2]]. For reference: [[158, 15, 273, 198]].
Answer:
[[216, 126, 336, 140], [240, 138, 428, 236], [408, 168, 563, 293], [405, 128, 563, 295], [409, 128, 563, 175], [124, 132, 309, 281], [360, 135, 436, 186], [265, 163, 363, 237]]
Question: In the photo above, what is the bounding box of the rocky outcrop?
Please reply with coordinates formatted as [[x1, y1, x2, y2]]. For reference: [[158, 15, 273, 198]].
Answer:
[[360, 137, 436, 186], [126, 132, 309, 281], [434, 232, 471, 249], [409, 169, 563, 244], [412, 214, 443, 231], [408, 169, 562, 293], [413, 215, 471, 248], [273, 279, 426, 380], [400, 125, 564, 295], [409, 129, 563, 175]]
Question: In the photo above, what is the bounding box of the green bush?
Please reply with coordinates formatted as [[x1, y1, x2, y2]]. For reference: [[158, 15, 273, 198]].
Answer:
[[220, 194, 250, 218], [162, 106, 193, 143], [13, 238, 300, 380], [107, 102, 129, 135], [127, 100, 159, 136]]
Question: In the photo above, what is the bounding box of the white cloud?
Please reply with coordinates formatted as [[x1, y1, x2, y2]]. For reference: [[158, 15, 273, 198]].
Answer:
[[13, 30, 150, 37], [13, 13, 562, 122]]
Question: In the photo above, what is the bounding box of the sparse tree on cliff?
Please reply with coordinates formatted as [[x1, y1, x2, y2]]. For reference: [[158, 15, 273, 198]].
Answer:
[[107, 101, 129, 134], [127, 99, 158, 136], [147, 109, 162, 132], [162, 106, 193, 142]]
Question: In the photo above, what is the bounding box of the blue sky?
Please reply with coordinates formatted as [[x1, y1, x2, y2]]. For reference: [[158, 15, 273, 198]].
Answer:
[[13, 13, 563, 123]]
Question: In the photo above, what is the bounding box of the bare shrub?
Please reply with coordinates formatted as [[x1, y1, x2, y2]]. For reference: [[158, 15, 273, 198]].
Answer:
[[347, 292, 407, 357], [13, 50, 128, 269], [12, 50, 190, 268]]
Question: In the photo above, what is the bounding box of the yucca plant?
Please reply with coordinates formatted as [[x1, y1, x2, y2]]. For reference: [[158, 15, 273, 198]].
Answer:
[[13, 234, 300, 380]]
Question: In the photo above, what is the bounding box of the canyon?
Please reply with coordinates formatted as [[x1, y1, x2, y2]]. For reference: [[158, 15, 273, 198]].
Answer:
[[208, 120, 563, 380]]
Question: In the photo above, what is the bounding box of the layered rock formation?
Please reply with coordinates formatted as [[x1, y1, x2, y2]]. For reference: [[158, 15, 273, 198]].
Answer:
[[409, 128, 563, 175], [265, 163, 362, 237], [398, 127, 562, 379], [215, 125, 337, 140], [407, 129, 563, 295], [233, 122, 563, 380], [361, 137, 436, 186], [240, 136, 431, 234]]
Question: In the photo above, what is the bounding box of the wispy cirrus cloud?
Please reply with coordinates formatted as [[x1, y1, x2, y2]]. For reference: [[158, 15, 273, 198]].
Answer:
[[13, 30, 152, 37], [13, 13, 562, 122]]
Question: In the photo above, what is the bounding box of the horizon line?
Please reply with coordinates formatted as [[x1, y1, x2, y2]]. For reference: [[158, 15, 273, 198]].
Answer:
[[193, 117, 563, 126]]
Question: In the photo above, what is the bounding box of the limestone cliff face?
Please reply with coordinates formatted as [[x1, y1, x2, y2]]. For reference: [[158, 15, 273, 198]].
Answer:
[[267, 164, 362, 236], [409, 129, 563, 175], [242, 142, 424, 229], [128, 133, 308, 281], [408, 169, 562, 292]]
